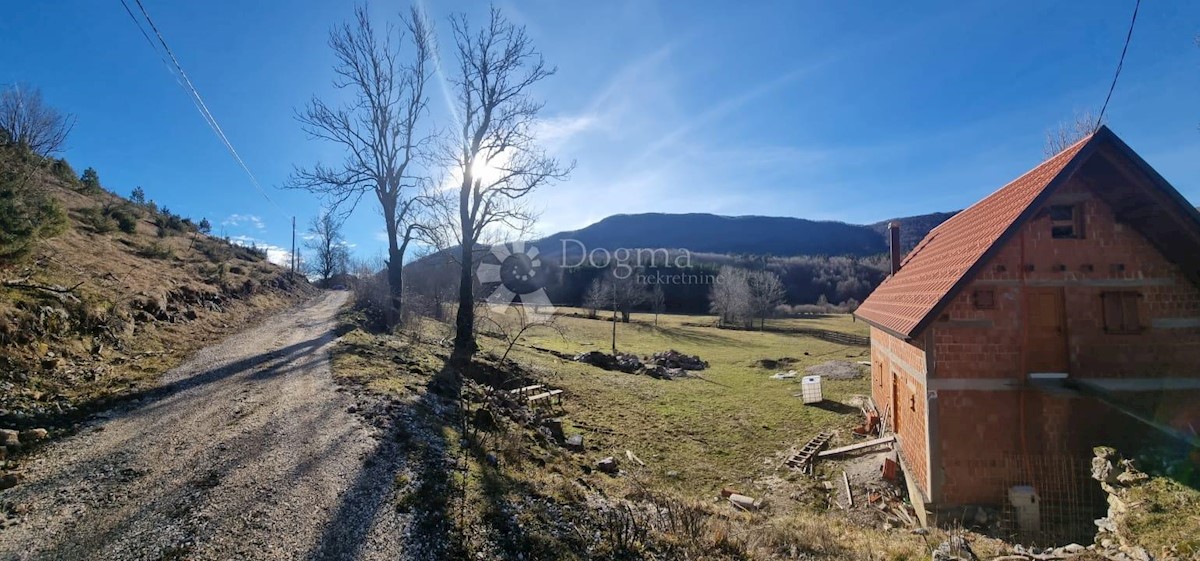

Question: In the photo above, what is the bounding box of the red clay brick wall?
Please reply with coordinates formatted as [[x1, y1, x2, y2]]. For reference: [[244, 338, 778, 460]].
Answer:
[[930, 178, 1200, 506], [869, 326, 930, 499]]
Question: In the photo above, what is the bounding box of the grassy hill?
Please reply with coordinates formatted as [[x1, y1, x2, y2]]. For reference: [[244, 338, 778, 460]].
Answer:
[[0, 148, 315, 431]]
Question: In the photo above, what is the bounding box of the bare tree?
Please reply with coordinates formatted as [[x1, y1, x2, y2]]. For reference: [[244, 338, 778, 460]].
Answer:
[[709, 266, 751, 327], [1044, 109, 1103, 157], [650, 284, 665, 327], [603, 268, 647, 324], [446, 7, 571, 363], [582, 277, 605, 319], [288, 5, 435, 325], [748, 270, 786, 330], [0, 84, 75, 157], [304, 213, 349, 282]]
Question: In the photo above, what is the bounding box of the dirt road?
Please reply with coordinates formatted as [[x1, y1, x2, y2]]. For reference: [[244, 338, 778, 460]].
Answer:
[[0, 291, 419, 560]]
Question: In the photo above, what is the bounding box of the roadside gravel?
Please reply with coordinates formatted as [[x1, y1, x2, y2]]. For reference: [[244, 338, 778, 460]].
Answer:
[[0, 291, 417, 560]]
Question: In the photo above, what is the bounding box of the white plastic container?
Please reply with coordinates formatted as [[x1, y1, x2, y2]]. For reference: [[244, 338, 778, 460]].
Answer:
[[1007, 485, 1041, 535], [800, 375, 823, 404]]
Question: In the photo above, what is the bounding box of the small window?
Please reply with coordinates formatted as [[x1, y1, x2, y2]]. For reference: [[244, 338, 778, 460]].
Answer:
[[973, 289, 995, 310], [1102, 292, 1141, 334], [1050, 204, 1083, 239]]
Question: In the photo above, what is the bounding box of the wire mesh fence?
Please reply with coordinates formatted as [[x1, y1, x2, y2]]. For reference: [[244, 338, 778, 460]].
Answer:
[[997, 454, 1105, 546]]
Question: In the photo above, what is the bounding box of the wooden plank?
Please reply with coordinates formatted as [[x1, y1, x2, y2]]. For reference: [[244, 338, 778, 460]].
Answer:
[[842, 471, 853, 508], [817, 435, 895, 458], [510, 384, 544, 395]]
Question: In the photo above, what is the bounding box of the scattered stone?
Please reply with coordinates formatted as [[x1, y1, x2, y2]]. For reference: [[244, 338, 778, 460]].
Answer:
[[485, 453, 499, 467], [727, 493, 762, 511], [0, 472, 21, 490], [565, 434, 584, 452], [0, 430, 17, 447], [769, 371, 797, 380], [1091, 456, 1123, 485], [931, 535, 978, 561], [18, 428, 47, 443], [647, 350, 707, 371], [596, 456, 619, 474], [1115, 460, 1147, 485], [542, 418, 565, 442]]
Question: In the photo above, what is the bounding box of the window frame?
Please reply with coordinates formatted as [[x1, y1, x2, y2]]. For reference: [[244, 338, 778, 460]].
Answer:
[[973, 289, 996, 310], [1049, 204, 1084, 239], [1101, 291, 1142, 334]]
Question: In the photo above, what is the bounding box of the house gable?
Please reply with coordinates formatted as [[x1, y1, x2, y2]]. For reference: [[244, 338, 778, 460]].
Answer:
[[855, 126, 1200, 341]]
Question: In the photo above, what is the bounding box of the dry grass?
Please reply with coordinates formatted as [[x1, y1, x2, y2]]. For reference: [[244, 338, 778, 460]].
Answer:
[[1122, 476, 1200, 555], [329, 307, 968, 559], [0, 170, 314, 428]]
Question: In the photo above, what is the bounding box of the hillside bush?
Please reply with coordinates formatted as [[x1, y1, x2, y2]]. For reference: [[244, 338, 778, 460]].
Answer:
[[79, 206, 117, 234], [78, 167, 101, 194], [49, 158, 78, 187], [0, 151, 68, 262], [139, 241, 174, 259], [111, 207, 138, 234]]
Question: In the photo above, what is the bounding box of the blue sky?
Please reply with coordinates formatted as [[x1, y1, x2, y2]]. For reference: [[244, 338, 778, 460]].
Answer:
[[2, 1, 1197, 264]]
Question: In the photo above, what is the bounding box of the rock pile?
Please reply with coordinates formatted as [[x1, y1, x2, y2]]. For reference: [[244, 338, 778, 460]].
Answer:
[[648, 350, 708, 371], [574, 350, 706, 380], [0, 426, 48, 490], [1089, 446, 1159, 561], [573, 351, 642, 373]]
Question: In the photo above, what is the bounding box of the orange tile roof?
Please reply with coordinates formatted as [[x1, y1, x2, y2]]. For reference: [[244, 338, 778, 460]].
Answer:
[[855, 133, 1095, 339]]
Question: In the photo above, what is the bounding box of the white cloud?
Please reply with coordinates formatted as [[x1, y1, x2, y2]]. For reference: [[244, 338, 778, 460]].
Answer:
[[222, 214, 265, 230], [229, 235, 292, 267]]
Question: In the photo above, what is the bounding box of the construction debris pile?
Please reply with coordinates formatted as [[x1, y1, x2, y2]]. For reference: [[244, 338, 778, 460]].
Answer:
[[573, 349, 705, 379], [804, 359, 865, 380]]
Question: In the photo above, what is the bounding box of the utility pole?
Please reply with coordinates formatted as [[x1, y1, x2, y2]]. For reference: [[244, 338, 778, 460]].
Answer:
[[290, 216, 296, 277]]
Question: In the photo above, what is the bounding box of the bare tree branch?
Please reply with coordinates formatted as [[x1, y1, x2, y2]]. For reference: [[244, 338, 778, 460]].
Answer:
[[446, 7, 572, 363], [0, 84, 75, 157], [288, 5, 436, 324]]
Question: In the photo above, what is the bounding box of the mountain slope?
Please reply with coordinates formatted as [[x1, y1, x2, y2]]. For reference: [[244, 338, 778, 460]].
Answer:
[[537, 213, 888, 258], [870, 211, 959, 251]]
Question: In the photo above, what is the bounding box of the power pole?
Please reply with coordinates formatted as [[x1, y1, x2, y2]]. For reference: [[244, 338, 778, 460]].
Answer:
[[290, 216, 296, 277]]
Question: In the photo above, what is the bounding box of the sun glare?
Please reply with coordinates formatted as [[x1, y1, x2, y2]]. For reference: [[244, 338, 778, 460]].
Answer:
[[470, 156, 505, 186]]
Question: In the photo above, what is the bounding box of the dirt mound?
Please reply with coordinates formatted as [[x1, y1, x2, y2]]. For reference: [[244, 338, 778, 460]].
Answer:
[[754, 357, 798, 369], [804, 360, 864, 380]]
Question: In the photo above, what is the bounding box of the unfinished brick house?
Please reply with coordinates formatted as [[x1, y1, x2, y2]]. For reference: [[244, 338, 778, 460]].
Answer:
[[854, 126, 1200, 517]]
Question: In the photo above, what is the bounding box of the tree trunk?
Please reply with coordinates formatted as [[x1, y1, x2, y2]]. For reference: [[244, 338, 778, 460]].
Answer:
[[386, 247, 404, 324], [452, 237, 475, 364], [383, 201, 404, 327], [610, 304, 617, 355]]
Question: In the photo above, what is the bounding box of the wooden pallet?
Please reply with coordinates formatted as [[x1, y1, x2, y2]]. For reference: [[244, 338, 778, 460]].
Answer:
[[784, 431, 834, 473]]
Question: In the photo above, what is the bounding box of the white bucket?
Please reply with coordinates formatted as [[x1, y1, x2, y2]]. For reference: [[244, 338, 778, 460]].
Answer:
[[800, 375, 823, 404], [1008, 485, 1041, 534]]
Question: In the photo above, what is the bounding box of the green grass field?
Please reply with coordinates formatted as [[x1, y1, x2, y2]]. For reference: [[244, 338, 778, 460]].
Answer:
[[481, 308, 874, 500]]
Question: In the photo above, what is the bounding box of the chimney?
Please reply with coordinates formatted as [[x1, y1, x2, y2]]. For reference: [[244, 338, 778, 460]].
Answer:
[[888, 221, 901, 275]]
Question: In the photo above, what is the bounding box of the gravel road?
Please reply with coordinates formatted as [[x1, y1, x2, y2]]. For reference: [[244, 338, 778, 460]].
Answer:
[[0, 291, 418, 560]]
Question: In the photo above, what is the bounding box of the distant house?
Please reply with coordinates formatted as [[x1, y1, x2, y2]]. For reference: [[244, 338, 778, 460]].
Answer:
[[854, 126, 1200, 517]]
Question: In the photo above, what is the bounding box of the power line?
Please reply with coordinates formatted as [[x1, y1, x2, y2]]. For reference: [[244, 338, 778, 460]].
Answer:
[[118, 0, 287, 218], [1096, 0, 1141, 127]]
